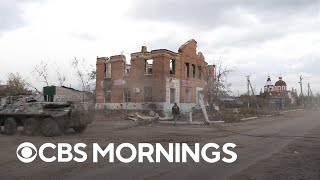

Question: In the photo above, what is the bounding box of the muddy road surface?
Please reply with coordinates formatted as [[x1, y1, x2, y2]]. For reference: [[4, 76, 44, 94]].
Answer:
[[0, 109, 319, 180]]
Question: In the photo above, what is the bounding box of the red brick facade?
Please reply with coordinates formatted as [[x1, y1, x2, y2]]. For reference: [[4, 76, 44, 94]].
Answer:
[[96, 39, 214, 105]]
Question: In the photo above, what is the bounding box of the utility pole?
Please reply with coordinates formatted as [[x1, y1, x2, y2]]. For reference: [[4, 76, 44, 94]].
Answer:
[[299, 76, 304, 108], [307, 83, 310, 102], [308, 83, 314, 105], [246, 75, 250, 108], [245, 75, 259, 109], [248, 76, 260, 109]]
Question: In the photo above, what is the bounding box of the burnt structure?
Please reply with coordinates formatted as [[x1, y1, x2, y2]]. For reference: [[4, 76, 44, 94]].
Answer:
[[95, 39, 215, 115]]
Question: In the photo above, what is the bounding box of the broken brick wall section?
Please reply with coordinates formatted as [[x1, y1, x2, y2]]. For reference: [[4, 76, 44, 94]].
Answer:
[[95, 39, 215, 116], [179, 39, 208, 104]]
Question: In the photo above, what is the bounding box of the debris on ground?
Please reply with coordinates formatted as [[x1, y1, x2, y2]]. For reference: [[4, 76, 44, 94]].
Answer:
[[125, 111, 160, 124], [233, 108, 239, 114], [123, 107, 289, 124], [148, 110, 156, 117], [240, 117, 259, 121]]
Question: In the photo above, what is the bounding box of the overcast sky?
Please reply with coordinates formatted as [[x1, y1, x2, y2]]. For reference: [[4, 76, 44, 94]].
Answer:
[[0, 0, 319, 95]]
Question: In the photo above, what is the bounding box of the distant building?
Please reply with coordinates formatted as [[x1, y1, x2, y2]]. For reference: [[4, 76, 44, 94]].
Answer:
[[264, 76, 274, 93], [263, 75, 294, 109], [43, 86, 91, 102], [264, 76, 288, 96]]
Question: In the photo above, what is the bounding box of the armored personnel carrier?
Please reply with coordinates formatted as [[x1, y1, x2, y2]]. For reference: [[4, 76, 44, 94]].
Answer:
[[0, 96, 94, 137]]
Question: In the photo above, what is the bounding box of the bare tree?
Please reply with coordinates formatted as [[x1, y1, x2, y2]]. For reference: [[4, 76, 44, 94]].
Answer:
[[70, 57, 96, 92], [33, 60, 49, 86], [53, 62, 67, 86], [33, 60, 69, 87], [205, 58, 234, 111], [56, 70, 66, 86]]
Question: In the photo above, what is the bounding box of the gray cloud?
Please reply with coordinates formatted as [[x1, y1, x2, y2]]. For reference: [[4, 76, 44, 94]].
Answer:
[[128, 0, 320, 94], [140, 36, 183, 52], [0, 0, 45, 36], [288, 54, 320, 75], [129, 0, 318, 48], [71, 32, 99, 41], [129, 0, 317, 28]]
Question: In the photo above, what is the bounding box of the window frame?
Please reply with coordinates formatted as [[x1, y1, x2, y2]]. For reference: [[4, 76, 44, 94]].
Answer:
[[123, 88, 131, 102]]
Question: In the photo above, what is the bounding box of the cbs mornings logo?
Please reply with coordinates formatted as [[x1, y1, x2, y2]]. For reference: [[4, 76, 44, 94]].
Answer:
[[17, 142, 38, 163], [17, 142, 238, 164]]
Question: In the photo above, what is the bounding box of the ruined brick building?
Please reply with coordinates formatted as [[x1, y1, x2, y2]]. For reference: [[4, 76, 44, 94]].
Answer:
[[95, 39, 215, 116]]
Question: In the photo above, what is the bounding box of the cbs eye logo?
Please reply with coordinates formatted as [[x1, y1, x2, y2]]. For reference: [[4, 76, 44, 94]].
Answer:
[[16, 142, 37, 163]]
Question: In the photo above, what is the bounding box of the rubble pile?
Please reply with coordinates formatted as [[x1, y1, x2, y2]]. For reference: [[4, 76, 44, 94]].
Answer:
[[126, 111, 160, 125]]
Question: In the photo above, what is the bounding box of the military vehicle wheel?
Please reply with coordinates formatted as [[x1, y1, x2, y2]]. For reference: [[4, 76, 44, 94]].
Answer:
[[73, 126, 87, 133], [41, 118, 62, 137], [4, 118, 17, 135], [24, 118, 40, 135]]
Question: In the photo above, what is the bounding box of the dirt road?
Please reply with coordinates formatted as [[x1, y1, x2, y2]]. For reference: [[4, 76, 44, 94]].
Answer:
[[0, 109, 319, 179]]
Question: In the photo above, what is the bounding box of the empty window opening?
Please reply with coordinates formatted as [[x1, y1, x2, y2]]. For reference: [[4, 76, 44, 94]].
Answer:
[[104, 65, 106, 76], [170, 88, 176, 103], [105, 90, 111, 102], [145, 59, 153, 75], [105, 63, 111, 78], [170, 59, 176, 75], [185, 63, 190, 78], [144, 87, 152, 102], [198, 66, 202, 80], [185, 88, 190, 103], [192, 64, 196, 78], [124, 88, 131, 102], [125, 64, 131, 76]]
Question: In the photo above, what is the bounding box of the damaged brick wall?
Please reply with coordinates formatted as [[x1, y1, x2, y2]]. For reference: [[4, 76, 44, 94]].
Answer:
[[95, 39, 214, 112], [178, 39, 208, 103]]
